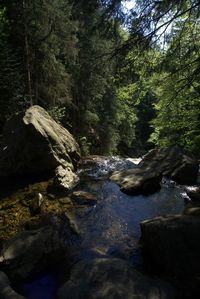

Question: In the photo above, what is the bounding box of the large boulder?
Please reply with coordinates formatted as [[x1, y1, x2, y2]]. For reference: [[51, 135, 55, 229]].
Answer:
[[139, 146, 198, 185], [0, 227, 65, 282], [110, 168, 161, 195], [0, 106, 80, 184], [140, 215, 200, 298], [58, 258, 175, 299], [0, 271, 25, 299], [140, 215, 200, 277], [110, 146, 198, 195], [0, 215, 79, 283]]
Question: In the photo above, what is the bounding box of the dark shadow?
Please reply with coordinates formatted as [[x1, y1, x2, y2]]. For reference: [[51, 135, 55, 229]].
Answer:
[[0, 171, 54, 199]]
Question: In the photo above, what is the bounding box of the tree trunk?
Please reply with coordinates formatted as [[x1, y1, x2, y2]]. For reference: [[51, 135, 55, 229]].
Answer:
[[22, 0, 33, 106], [34, 48, 38, 105], [33, 0, 38, 105]]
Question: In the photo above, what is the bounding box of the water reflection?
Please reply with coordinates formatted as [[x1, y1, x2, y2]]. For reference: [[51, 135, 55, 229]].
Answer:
[[71, 178, 184, 263], [23, 273, 58, 299], [22, 157, 186, 298]]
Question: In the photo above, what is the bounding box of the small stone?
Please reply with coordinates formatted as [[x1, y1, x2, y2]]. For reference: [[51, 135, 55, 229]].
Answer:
[[29, 193, 45, 216], [53, 165, 80, 191], [70, 191, 97, 205], [58, 197, 73, 205]]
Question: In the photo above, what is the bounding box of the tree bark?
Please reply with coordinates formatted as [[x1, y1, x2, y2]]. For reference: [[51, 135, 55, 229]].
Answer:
[[22, 0, 33, 106]]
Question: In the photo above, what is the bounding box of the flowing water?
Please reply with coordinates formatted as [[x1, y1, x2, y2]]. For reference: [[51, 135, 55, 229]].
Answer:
[[72, 157, 185, 262], [23, 156, 186, 298]]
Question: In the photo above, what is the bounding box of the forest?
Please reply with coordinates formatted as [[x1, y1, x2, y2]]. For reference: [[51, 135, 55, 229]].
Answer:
[[1, 1, 200, 299], [1, 0, 200, 156]]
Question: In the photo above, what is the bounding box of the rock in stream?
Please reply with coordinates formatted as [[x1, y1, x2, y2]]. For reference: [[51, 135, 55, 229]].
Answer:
[[58, 257, 175, 299], [0, 105, 80, 191], [111, 146, 199, 195]]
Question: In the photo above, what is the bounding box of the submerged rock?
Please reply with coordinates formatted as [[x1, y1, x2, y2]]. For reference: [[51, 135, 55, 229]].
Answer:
[[69, 191, 97, 206], [58, 258, 175, 299], [111, 146, 198, 195], [0, 271, 25, 299], [0, 105, 80, 178]]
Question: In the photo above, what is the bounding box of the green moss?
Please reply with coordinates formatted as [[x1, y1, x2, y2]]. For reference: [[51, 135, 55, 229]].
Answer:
[[0, 179, 74, 240]]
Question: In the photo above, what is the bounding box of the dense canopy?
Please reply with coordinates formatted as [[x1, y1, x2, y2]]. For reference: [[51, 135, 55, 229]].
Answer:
[[1, 0, 200, 155]]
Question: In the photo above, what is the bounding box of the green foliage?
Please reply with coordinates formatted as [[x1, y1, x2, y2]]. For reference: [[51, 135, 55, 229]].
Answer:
[[116, 88, 137, 147], [2, 0, 77, 108], [68, 0, 126, 154], [48, 106, 66, 123], [115, 47, 158, 154], [84, 111, 100, 126], [0, 6, 25, 129], [2, 0, 200, 156], [148, 14, 200, 154], [79, 136, 91, 156], [2, 0, 154, 155], [32, 0, 77, 106]]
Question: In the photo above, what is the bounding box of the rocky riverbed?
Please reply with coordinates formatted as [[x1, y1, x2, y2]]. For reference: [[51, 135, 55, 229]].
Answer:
[[0, 154, 189, 299], [0, 106, 200, 299]]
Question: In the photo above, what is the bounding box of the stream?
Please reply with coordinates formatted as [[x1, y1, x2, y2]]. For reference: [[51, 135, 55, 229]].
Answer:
[[73, 157, 185, 261], [13, 157, 187, 298]]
